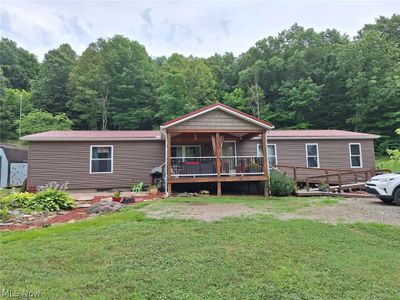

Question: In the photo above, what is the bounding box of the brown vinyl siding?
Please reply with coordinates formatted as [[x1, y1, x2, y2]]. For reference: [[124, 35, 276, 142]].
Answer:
[[28, 141, 164, 190], [171, 109, 261, 131], [238, 138, 376, 169]]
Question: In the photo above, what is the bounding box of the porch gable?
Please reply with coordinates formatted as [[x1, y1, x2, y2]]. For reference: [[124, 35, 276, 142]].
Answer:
[[161, 102, 274, 132]]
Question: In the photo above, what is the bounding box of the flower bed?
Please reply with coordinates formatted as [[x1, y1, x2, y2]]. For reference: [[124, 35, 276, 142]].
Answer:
[[0, 192, 163, 231]]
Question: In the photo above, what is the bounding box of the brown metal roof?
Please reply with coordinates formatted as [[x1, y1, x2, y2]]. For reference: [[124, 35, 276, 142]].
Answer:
[[21, 129, 379, 142], [0, 144, 28, 162], [268, 130, 380, 140], [21, 130, 162, 141]]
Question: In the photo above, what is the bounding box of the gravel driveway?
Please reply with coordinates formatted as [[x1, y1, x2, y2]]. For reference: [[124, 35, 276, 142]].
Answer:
[[279, 198, 400, 227]]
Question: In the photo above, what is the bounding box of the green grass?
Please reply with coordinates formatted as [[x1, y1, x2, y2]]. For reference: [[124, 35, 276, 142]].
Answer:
[[376, 156, 400, 172], [1, 197, 399, 299]]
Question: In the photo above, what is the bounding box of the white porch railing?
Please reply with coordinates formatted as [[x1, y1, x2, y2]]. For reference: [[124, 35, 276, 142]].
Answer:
[[171, 156, 264, 177]]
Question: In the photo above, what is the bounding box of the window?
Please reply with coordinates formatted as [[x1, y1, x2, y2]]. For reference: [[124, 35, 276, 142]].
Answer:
[[306, 144, 319, 168], [349, 143, 363, 168], [172, 145, 201, 158], [90, 146, 113, 173], [257, 144, 278, 165]]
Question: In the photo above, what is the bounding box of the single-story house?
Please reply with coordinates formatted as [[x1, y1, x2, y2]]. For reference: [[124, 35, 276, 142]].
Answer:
[[0, 144, 28, 188], [22, 102, 379, 195]]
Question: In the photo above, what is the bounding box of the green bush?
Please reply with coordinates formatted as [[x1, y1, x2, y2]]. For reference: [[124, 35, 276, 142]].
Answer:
[[269, 170, 295, 196], [27, 189, 76, 211], [0, 192, 35, 210], [0, 208, 11, 221]]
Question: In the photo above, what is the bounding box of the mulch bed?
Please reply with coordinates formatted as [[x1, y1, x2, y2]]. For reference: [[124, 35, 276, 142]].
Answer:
[[0, 193, 163, 232]]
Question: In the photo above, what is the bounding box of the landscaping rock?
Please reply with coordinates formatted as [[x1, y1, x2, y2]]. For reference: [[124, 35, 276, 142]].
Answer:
[[177, 192, 189, 197], [85, 200, 123, 215]]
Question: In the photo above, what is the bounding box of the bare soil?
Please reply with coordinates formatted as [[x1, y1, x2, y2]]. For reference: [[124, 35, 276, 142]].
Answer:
[[142, 202, 258, 221], [142, 198, 400, 226]]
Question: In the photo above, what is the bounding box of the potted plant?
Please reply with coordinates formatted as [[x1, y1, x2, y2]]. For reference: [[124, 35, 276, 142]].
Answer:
[[112, 191, 122, 202], [246, 162, 260, 173], [149, 185, 158, 195]]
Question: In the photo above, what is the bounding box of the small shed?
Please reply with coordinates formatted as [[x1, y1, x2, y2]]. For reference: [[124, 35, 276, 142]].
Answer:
[[0, 144, 28, 188]]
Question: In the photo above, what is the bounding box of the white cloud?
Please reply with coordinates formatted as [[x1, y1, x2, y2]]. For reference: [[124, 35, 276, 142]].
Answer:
[[0, 1, 398, 60]]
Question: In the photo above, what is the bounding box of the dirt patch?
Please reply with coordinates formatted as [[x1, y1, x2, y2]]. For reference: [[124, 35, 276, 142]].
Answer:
[[277, 198, 400, 227], [142, 202, 258, 221], [142, 198, 400, 226]]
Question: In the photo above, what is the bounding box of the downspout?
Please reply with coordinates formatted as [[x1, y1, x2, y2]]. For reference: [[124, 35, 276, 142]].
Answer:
[[161, 127, 169, 197]]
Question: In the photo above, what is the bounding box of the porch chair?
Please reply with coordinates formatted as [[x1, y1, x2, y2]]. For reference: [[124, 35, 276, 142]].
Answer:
[[132, 182, 144, 192]]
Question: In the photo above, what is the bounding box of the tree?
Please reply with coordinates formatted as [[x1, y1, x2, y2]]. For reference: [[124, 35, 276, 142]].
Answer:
[[360, 14, 400, 45], [206, 52, 238, 98], [0, 38, 39, 90], [16, 110, 73, 135], [68, 43, 110, 129], [386, 128, 400, 161], [277, 78, 323, 128], [156, 54, 217, 122], [31, 44, 77, 114], [338, 29, 400, 152], [68, 35, 156, 130], [0, 88, 33, 141]]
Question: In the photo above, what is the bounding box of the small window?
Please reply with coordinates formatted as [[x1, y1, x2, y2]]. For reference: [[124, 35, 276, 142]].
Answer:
[[349, 143, 362, 168], [257, 144, 278, 165], [91, 146, 113, 173], [306, 144, 319, 168], [172, 145, 201, 158]]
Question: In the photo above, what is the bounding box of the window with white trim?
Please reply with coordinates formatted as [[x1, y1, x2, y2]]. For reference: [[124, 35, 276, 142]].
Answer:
[[90, 146, 113, 173], [257, 144, 278, 166], [306, 144, 319, 168], [172, 145, 201, 158], [349, 143, 362, 168]]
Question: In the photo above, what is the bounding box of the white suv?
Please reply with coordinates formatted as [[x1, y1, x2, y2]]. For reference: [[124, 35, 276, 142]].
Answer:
[[365, 173, 400, 205]]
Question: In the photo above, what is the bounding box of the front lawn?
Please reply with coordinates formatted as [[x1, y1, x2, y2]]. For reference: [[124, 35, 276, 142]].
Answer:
[[1, 196, 399, 299]]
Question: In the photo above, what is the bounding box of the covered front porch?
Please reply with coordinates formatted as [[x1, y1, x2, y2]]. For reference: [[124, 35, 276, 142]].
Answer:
[[160, 103, 274, 197], [165, 130, 269, 196]]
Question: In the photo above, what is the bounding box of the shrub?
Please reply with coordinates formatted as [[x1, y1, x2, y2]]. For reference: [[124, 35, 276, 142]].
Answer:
[[269, 170, 295, 196], [0, 208, 11, 221], [27, 189, 76, 211], [0, 192, 35, 210]]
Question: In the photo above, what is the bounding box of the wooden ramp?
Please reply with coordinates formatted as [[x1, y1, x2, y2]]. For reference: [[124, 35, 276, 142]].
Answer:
[[295, 189, 376, 198]]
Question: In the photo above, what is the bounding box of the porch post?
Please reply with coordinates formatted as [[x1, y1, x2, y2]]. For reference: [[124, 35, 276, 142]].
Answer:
[[216, 132, 222, 196], [167, 131, 172, 195], [261, 131, 269, 197]]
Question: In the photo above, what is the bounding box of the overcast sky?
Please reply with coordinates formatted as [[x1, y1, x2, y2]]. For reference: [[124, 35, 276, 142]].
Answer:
[[1, 1, 398, 60]]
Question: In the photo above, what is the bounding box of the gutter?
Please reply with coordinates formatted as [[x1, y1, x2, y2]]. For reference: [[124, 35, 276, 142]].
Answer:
[[160, 126, 169, 197]]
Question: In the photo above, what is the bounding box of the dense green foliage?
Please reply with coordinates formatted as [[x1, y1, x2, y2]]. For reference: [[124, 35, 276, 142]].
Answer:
[[0, 189, 75, 220], [0, 15, 399, 152], [269, 170, 295, 196], [0, 192, 35, 210], [1, 197, 399, 299], [28, 188, 75, 211], [31, 44, 77, 114], [0, 38, 39, 90], [16, 109, 73, 135]]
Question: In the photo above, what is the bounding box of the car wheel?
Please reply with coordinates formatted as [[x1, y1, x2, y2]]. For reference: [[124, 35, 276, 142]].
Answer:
[[393, 188, 400, 206]]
